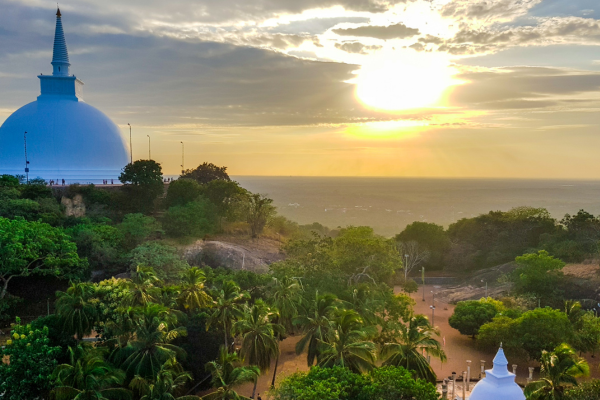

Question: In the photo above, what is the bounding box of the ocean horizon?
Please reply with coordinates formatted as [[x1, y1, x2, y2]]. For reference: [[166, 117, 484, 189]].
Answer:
[[233, 176, 600, 237]]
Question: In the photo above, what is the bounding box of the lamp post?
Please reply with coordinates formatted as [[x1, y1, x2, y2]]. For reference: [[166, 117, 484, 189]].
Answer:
[[430, 305, 436, 326], [466, 360, 472, 391], [147, 135, 151, 159], [481, 279, 487, 298], [422, 266, 425, 302], [128, 123, 132, 163], [24, 131, 30, 183], [181, 141, 184, 174], [404, 254, 408, 281]]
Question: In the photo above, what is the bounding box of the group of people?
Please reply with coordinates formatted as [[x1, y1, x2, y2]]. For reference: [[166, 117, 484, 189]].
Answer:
[[48, 179, 66, 186], [102, 179, 114, 185]]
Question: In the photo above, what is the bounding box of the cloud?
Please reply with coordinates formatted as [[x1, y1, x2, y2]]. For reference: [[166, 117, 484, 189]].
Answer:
[[437, 17, 600, 55], [335, 41, 382, 53], [441, 0, 543, 23], [448, 66, 600, 110], [333, 22, 420, 39]]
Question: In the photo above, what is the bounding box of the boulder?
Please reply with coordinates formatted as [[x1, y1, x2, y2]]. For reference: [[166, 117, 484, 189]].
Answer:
[[182, 240, 271, 273]]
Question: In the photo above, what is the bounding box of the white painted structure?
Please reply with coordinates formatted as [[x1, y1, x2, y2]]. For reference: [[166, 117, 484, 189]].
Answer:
[[468, 347, 526, 400], [0, 9, 128, 182]]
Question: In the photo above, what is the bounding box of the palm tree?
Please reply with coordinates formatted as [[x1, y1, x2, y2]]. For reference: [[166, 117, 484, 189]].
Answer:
[[208, 281, 248, 349], [269, 277, 301, 388], [112, 304, 187, 380], [51, 346, 132, 400], [129, 358, 200, 400], [178, 267, 214, 313], [55, 282, 98, 342], [318, 309, 377, 373], [233, 300, 283, 398], [202, 347, 259, 400], [270, 277, 302, 333], [294, 291, 337, 366], [525, 343, 589, 400], [380, 313, 447, 383], [126, 266, 161, 307]]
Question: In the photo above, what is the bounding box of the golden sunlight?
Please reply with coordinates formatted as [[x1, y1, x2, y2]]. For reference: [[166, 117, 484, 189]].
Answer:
[[344, 119, 428, 139], [356, 52, 456, 111]]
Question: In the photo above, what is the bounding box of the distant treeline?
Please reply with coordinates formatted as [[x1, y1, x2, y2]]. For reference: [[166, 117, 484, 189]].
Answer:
[[396, 206, 600, 271]]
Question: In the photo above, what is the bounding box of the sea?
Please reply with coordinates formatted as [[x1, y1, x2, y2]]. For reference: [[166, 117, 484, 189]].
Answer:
[[233, 177, 600, 237]]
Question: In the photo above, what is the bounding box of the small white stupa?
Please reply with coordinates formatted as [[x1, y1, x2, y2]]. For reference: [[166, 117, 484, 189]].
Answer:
[[468, 346, 525, 400]]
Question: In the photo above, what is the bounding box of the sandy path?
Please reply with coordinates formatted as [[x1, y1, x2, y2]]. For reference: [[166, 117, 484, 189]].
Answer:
[[199, 284, 600, 398]]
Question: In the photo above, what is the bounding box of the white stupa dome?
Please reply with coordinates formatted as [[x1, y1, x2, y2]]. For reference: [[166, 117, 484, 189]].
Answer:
[[468, 347, 525, 400], [0, 9, 128, 182]]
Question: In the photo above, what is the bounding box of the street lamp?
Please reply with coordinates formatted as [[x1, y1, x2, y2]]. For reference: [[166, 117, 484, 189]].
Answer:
[[481, 279, 488, 298], [147, 135, 151, 159], [422, 266, 425, 302], [180, 141, 184, 174], [430, 305, 436, 326], [127, 123, 132, 163], [24, 131, 30, 184]]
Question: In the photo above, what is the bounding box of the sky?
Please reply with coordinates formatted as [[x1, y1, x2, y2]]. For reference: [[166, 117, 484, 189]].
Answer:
[[1, 0, 600, 178]]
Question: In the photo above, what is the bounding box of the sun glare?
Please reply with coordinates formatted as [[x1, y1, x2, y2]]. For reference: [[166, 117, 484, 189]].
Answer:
[[356, 52, 456, 111]]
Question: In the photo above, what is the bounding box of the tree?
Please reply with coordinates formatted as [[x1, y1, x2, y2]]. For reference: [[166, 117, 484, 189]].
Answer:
[[271, 366, 364, 400], [129, 358, 199, 400], [358, 366, 441, 400], [166, 179, 203, 207], [525, 344, 589, 400], [565, 380, 600, 400], [381, 314, 446, 383], [0, 318, 61, 400], [318, 310, 377, 373], [126, 266, 162, 307], [200, 180, 247, 229], [396, 241, 430, 281], [163, 198, 217, 238], [181, 163, 231, 185], [55, 282, 99, 342], [208, 280, 248, 349], [449, 299, 499, 338], [395, 222, 449, 270], [511, 250, 566, 305], [113, 304, 187, 379], [516, 308, 575, 361], [269, 277, 302, 387], [233, 300, 283, 398], [118, 160, 164, 213], [118, 213, 162, 250], [130, 242, 190, 282], [332, 227, 400, 284], [0, 174, 20, 187], [0, 217, 87, 299], [203, 347, 259, 400], [244, 193, 276, 238], [178, 267, 214, 313], [295, 292, 338, 366], [51, 346, 132, 400]]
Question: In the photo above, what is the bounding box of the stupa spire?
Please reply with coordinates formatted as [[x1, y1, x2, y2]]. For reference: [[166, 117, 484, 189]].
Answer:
[[51, 7, 70, 76]]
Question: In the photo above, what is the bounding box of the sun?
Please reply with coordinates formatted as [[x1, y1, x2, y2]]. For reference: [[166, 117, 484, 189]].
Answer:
[[355, 52, 456, 111]]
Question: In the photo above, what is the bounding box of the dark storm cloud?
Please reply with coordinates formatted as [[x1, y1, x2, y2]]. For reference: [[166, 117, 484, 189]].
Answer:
[[333, 23, 419, 39], [449, 66, 600, 110]]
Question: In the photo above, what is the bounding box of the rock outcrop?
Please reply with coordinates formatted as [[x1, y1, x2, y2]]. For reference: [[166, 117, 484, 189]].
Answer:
[[61, 194, 85, 217], [182, 239, 284, 273]]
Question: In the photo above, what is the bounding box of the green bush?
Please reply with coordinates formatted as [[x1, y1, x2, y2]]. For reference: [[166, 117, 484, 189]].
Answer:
[[165, 178, 202, 207], [163, 198, 216, 238], [129, 242, 190, 281], [0, 317, 61, 400], [449, 299, 499, 337]]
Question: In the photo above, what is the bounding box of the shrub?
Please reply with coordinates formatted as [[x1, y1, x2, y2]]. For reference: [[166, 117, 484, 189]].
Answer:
[[163, 198, 216, 238]]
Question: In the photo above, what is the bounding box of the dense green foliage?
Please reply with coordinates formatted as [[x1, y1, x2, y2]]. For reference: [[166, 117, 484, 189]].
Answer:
[[449, 298, 501, 337], [272, 366, 440, 400], [180, 163, 230, 185], [0, 318, 61, 400], [525, 343, 589, 400]]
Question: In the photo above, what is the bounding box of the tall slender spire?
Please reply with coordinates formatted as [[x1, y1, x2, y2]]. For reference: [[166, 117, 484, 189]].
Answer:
[[51, 8, 70, 76]]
